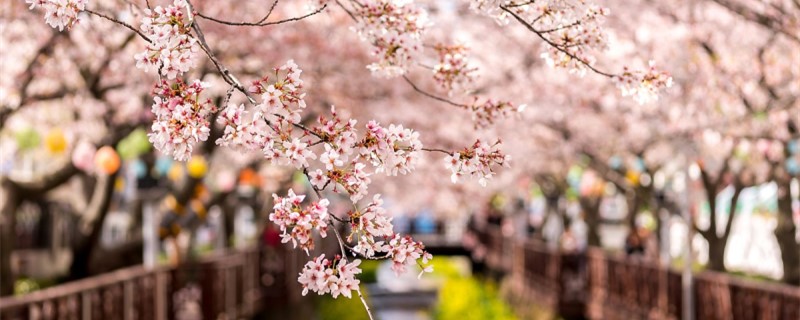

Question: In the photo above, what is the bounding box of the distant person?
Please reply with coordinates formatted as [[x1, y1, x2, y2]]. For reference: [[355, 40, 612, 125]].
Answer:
[[625, 229, 645, 256], [262, 223, 281, 249], [560, 219, 578, 252], [413, 209, 436, 234], [560, 228, 579, 252]]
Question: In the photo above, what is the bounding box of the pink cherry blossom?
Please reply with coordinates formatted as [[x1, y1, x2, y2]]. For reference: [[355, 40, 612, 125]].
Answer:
[[148, 79, 216, 161], [297, 255, 362, 299], [445, 139, 510, 186], [134, 0, 197, 79], [26, 0, 87, 31], [352, 0, 429, 77], [269, 189, 330, 253]]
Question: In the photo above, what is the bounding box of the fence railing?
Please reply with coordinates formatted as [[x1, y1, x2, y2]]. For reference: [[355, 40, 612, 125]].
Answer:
[[472, 227, 800, 320], [0, 249, 263, 320]]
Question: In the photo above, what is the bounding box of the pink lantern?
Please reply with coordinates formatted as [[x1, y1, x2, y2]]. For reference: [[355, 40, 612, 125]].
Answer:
[[72, 141, 96, 172]]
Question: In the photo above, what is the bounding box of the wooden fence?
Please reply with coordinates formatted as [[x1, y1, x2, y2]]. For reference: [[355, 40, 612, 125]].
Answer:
[[1, 248, 267, 320], [472, 226, 800, 320]]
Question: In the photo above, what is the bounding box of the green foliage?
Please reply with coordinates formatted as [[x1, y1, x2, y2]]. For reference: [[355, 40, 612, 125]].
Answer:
[[433, 259, 517, 320], [314, 289, 371, 320], [14, 277, 56, 295], [727, 269, 779, 283], [357, 260, 380, 284], [14, 278, 40, 295]]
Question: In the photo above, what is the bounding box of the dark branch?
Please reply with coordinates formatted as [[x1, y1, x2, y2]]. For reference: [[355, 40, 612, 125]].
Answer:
[[196, 4, 328, 27]]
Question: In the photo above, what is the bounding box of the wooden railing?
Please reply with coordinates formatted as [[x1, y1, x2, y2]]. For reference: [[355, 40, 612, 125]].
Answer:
[[0, 249, 263, 320], [694, 271, 800, 320], [586, 248, 681, 320], [481, 225, 512, 272], [473, 227, 800, 320]]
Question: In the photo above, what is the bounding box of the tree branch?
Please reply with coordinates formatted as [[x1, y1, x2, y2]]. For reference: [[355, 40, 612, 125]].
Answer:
[[85, 9, 152, 43], [499, 5, 616, 78], [196, 4, 328, 27]]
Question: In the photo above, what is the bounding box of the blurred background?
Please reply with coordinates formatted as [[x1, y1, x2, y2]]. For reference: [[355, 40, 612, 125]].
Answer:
[[1, 0, 799, 319]]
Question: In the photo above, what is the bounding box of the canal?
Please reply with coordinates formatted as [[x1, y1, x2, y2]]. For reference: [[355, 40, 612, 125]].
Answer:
[[312, 256, 521, 320]]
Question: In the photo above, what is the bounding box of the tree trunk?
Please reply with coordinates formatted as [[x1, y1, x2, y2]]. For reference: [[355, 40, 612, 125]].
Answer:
[[580, 196, 602, 247], [626, 190, 642, 231], [775, 179, 800, 285], [0, 182, 22, 296], [223, 198, 236, 248], [699, 181, 743, 273], [67, 172, 118, 280], [706, 238, 728, 272]]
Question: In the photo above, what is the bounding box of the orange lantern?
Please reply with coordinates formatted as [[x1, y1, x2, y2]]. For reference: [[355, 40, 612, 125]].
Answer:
[[94, 146, 121, 174], [44, 129, 67, 154]]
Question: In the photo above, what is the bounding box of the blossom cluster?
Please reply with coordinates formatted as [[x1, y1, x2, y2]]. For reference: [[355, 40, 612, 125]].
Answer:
[[134, 0, 197, 79], [385, 234, 433, 278], [304, 106, 422, 201], [469, 98, 526, 128], [297, 254, 362, 298], [248, 60, 307, 124], [148, 79, 217, 161], [217, 61, 316, 169], [532, 2, 610, 77], [432, 44, 478, 95], [471, 1, 673, 101], [344, 196, 433, 278], [445, 139, 510, 186], [309, 162, 372, 202], [348, 194, 394, 256], [613, 62, 673, 105], [359, 121, 422, 175], [353, 0, 429, 77], [26, 0, 87, 31], [269, 189, 330, 253]]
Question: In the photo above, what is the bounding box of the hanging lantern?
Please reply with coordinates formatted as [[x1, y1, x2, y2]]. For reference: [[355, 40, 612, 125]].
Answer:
[[44, 129, 67, 154], [186, 155, 208, 178], [15, 127, 41, 151], [168, 165, 184, 182], [216, 170, 236, 192], [132, 159, 148, 179], [72, 141, 96, 171], [94, 146, 121, 174], [117, 128, 152, 160], [155, 156, 173, 176], [625, 170, 640, 186]]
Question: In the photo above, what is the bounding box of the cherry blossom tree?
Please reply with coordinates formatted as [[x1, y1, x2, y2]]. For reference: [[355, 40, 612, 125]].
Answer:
[[11, 0, 681, 314]]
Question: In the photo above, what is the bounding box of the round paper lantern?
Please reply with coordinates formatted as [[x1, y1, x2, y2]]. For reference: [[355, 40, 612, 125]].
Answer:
[[117, 128, 152, 160], [168, 165, 183, 181], [216, 170, 236, 192], [625, 170, 639, 186], [131, 159, 147, 179], [155, 157, 173, 176], [44, 129, 67, 154], [72, 141, 96, 171], [15, 128, 40, 151], [94, 146, 121, 174], [186, 156, 208, 178]]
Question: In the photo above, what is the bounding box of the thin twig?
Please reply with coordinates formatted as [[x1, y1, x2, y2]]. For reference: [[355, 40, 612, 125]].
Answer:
[[335, 0, 358, 21], [421, 147, 452, 155], [355, 288, 374, 320], [402, 75, 469, 109], [197, 4, 328, 27], [85, 9, 151, 43], [499, 5, 615, 78]]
